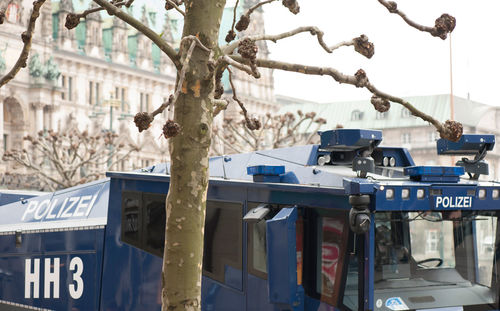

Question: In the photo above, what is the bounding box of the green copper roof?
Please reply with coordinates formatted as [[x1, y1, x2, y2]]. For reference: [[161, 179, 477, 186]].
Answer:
[[278, 94, 494, 132]]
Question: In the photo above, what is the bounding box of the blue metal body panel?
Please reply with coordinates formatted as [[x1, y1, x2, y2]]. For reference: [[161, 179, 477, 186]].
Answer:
[[0, 190, 46, 206]]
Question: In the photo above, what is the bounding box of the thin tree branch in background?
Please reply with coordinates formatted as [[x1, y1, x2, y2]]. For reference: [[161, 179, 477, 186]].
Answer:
[[232, 0, 276, 35], [227, 67, 261, 130], [0, 0, 46, 89], [225, 0, 239, 42], [92, 0, 181, 68], [224, 27, 374, 59], [377, 0, 455, 39], [232, 55, 462, 141], [3, 130, 139, 190], [65, 0, 133, 29], [165, 0, 186, 17]]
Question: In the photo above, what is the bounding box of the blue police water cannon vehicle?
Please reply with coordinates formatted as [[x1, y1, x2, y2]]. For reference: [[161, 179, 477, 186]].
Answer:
[[0, 129, 499, 311]]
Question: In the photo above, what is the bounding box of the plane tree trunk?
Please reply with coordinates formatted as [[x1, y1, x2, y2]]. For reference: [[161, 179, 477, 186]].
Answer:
[[162, 1, 226, 310]]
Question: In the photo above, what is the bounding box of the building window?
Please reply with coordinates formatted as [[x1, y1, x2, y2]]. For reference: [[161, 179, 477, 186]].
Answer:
[[89, 81, 100, 106], [61, 76, 66, 100], [61, 75, 73, 101], [401, 108, 411, 118], [376, 111, 388, 120], [140, 92, 151, 112], [140, 93, 144, 112], [3, 134, 8, 152], [89, 81, 93, 105], [351, 110, 363, 121], [115, 87, 127, 111], [95, 82, 100, 105], [401, 133, 411, 144]]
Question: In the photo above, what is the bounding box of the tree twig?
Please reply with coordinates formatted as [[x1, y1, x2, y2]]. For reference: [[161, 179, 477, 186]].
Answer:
[[0, 0, 47, 88], [92, 0, 181, 68], [230, 0, 240, 34], [247, 0, 277, 15], [223, 27, 374, 59], [219, 55, 260, 78], [165, 0, 186, 17], [212, 99, 229, 117], [65, 0, 131, 29], [227, 68, 260, 130], [377, 0, 455, 40]]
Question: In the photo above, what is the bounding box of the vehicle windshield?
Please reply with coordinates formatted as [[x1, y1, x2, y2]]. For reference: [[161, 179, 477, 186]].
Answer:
[[374, 211, 499, 310]]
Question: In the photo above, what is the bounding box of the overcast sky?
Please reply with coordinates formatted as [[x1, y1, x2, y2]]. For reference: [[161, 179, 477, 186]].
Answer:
[[258, 0, 500, 106]]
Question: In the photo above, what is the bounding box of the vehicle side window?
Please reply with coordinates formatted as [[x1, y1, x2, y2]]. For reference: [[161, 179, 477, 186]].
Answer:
[[143, 193, 167, 256], [303, 209, 349, 307], [247, 202, 269, 279], [202, 201, 243, 285], [121, 192, 244, 282], [121, 191, 142, 250], [248, 219, 268, 278]]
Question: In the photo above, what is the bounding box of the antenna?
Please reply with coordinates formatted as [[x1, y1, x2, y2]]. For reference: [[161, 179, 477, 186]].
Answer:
[[449, 33, 454, 120]]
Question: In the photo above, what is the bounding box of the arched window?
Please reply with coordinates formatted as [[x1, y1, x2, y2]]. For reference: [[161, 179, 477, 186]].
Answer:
[[351, 110, 363, 121]]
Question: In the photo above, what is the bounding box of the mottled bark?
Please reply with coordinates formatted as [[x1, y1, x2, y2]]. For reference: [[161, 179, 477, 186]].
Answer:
[[162, 1, 226, 310]]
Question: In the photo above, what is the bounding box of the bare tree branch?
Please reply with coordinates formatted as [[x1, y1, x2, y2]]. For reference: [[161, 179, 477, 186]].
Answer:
[[92, 0, 181, 68], [377, 0, 455, 40], [227, 68, 261, 130], [0, 0, 47, 89], [223, 27, 374, 59], [65, 0, 133, 29], [212, 99, 229, 117], [165, 0, 186, 17], [231, 55, 462, 141], [219, 55, 260, 78], [232, 0, 276, 34]]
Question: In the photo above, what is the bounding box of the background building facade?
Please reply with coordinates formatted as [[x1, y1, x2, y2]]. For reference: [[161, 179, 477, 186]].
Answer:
[[0, 0, 278, 188]]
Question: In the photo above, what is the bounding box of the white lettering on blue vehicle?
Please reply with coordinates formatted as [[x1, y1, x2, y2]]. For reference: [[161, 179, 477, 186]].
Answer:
[[435, 196, 473, 209], [24, 257, 84, 300], [21, 195, 98, 222]]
